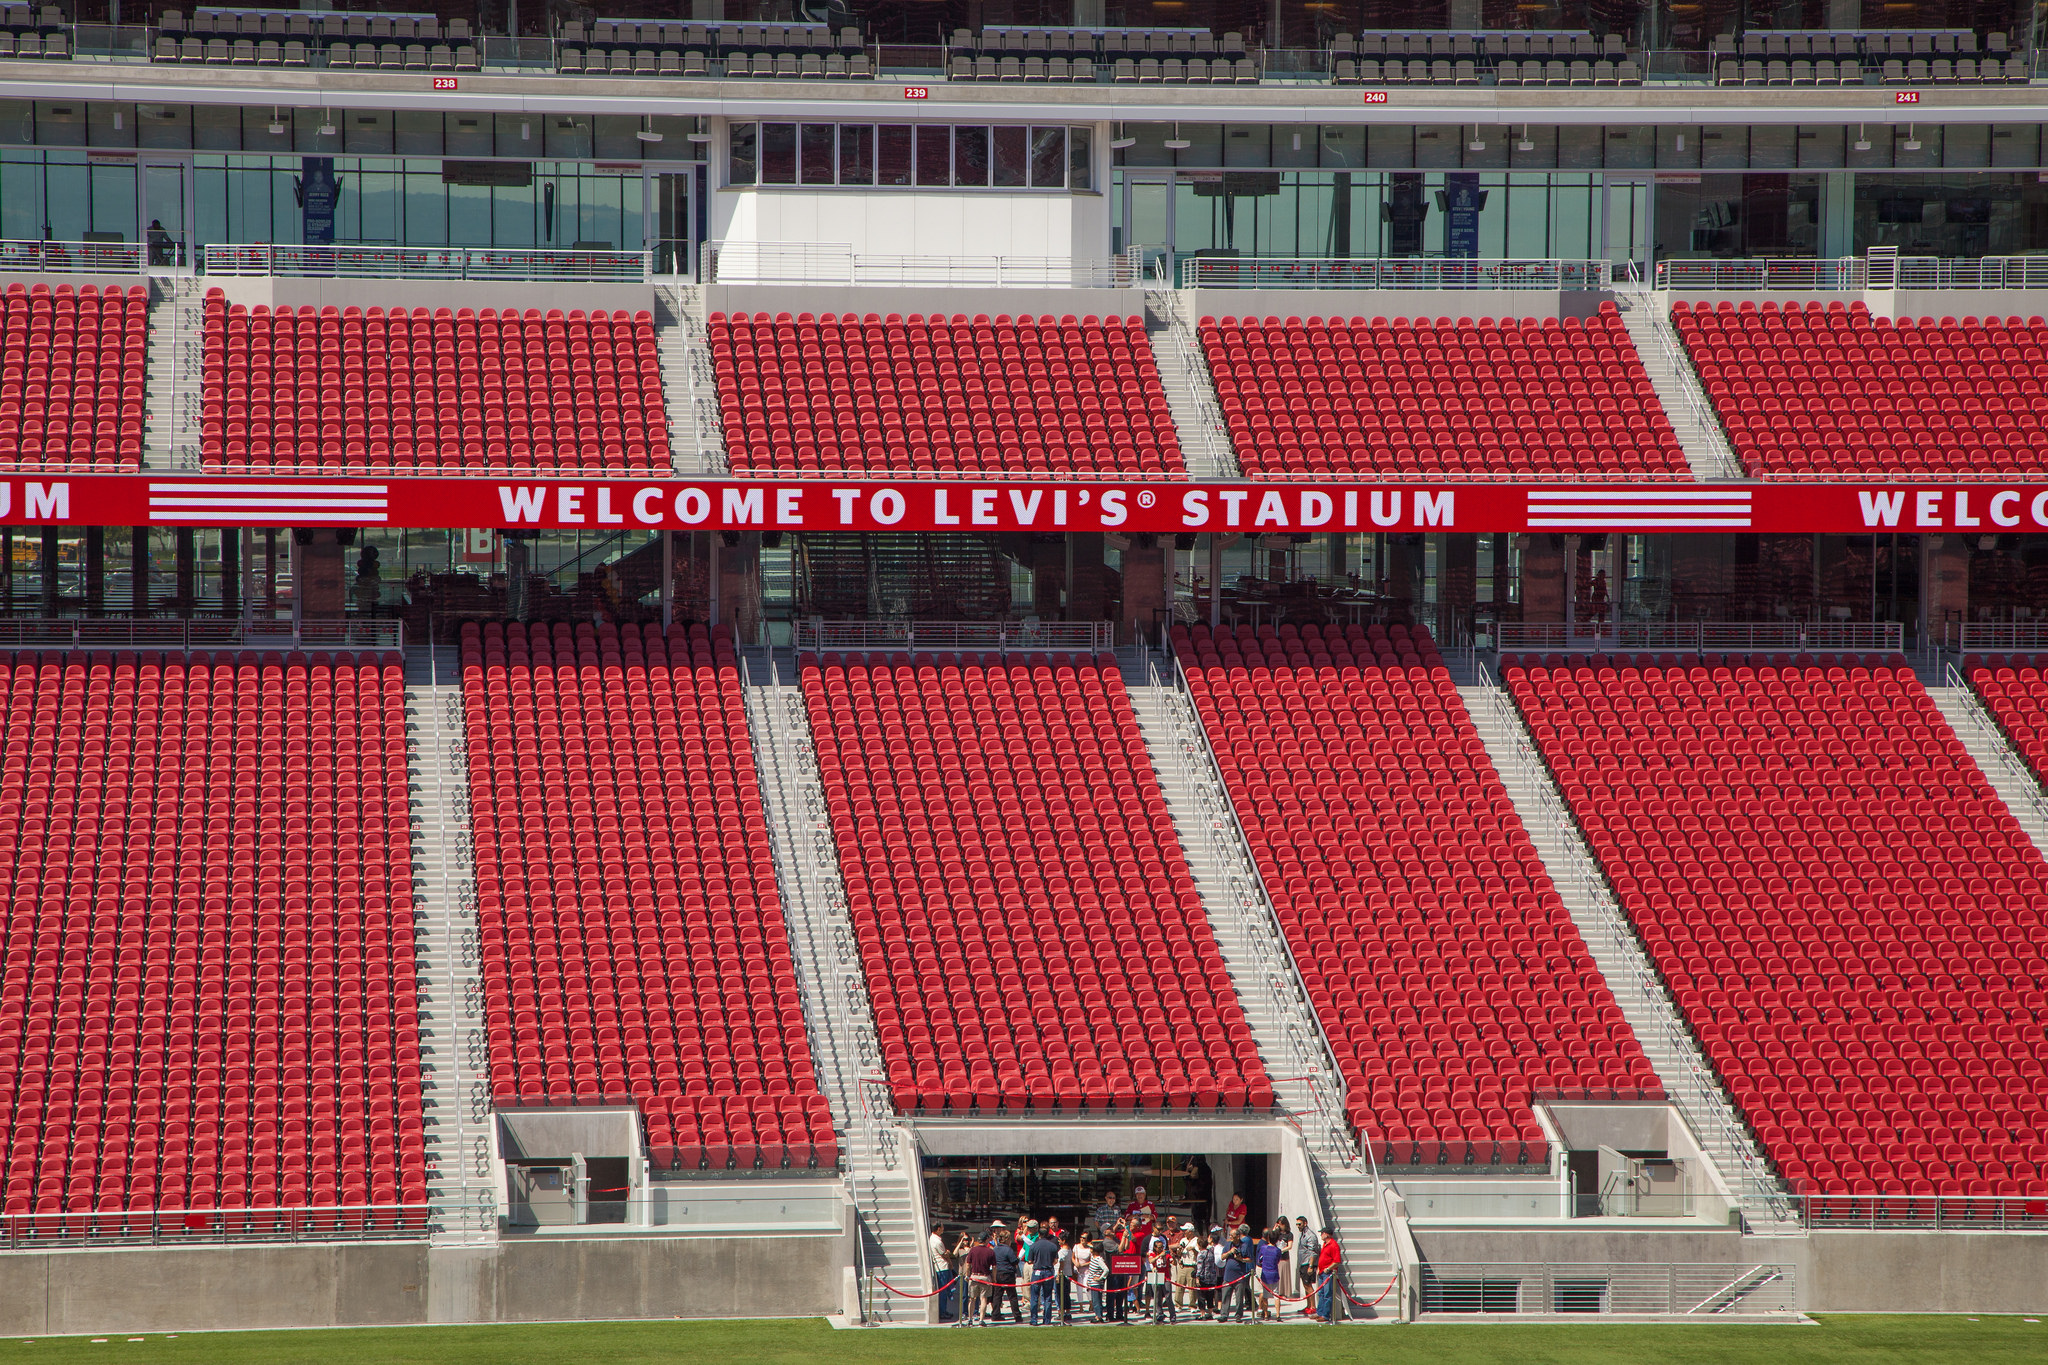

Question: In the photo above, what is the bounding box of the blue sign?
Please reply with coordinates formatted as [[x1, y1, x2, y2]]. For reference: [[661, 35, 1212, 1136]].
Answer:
[[1444, 173, 1485, 260], [301, 158, 338, 245]]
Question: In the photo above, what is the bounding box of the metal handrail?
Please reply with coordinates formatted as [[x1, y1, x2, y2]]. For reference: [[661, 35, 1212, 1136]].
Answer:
[[1476, 661, 1799, 1233], [1181, 256, 1612, 291], [0, 239, 146, 274], [0, 617, 402, 650], [1494, 621, 1904, 655], [1143, 272, 1240, 478], [0, 1205, 431, 1249], [1659, 254, 2048, 292], [1943, 662, 2048, 815], [202, 244, 652, 283], [793, 619, 1114, 654], [1954, 622, 2048, 655], [1148, 644, 1356, 1170], [1613, 278, 1744, 480]]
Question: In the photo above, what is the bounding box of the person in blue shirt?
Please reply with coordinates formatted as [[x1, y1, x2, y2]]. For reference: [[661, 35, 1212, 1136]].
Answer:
[[1256, 1228, 1285, 1320], [1027, 1221, 1061, 1325], [989, 1230, 1023, 1324]]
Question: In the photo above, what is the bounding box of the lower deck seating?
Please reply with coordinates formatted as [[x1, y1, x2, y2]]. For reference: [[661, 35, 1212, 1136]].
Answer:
[[1969, 659, 2048, 779], [1201, 306, 1687, 477], [1507, 655, 2048, 1196], [1180, 624, 1657, 1167], [465, 623, 836, 1173], [0, 651, 424, 1217], [802, 652, 1269, 1113]]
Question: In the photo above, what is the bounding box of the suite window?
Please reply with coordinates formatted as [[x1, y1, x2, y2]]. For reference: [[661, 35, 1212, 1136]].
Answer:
[[727, 123, 1079, 189]]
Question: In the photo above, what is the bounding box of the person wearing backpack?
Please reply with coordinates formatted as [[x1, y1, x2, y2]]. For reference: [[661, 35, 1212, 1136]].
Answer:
[[1195, 1225, 1225, 1319]]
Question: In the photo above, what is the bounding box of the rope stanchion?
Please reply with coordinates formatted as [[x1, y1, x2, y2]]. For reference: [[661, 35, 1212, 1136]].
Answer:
[[877, 1271, 1060, 1298]]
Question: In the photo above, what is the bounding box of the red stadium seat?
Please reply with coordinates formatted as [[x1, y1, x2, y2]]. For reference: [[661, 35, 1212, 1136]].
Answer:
[[463, 621, 834, 1173], [1178, 623, 1656, 1167], [799, 650, 1265, 1113], [1674, 299, 2048, 478], [199, 293, 668, 475], [1504, 654, 2048, 1196], [1197, 305, 1688, 479], [0, 650, 426, 1218], [712, 311, 1185, 478], [0, 282, 149, 473]]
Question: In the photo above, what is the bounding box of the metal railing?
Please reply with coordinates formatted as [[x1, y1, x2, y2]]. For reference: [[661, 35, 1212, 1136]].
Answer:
[[1, 1204, 429, 1249], [1612, 276, 1745, 480], [423, 639, 499, 1242], [1419, 1262, 1795, 1316], [1144, 266, 1241, 477], [1475, 661, 1799, 1233], [1179, 256, 1612, 292], [1797, 1192, 2048, 1231], [202, 244, 652, 282], [1942, 661, 2048, 812], [1145, 644, 1357, 1171], [0, 239, 147, 275], [793, 619, 1115, 654], [706, 241, 1141, 289], [657, 282, 728, 476], [1402, 1188, 1733, 1222], [1494, 620, 1904, 656], [1659, 253, 2048, 293], [1951, 622, 2048, 655], [0, 617, 402, 650]]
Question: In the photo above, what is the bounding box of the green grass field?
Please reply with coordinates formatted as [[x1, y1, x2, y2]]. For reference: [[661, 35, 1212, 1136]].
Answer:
[[7, 1315, 2043, 1365]]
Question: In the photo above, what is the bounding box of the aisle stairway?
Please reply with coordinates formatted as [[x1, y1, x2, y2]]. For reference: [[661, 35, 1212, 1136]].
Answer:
[[1460, 667, 1801, 1234], [142, 274, 205, 469], [1144, 288, 1241, 478], [403, 644, 499, 1244], [1930, 675, 2048, 859], [1120, 647, 1400, 1316], [741, 647, 926, 1323], [1614, 288, 1744, 481], [655, 282, 728, 475]]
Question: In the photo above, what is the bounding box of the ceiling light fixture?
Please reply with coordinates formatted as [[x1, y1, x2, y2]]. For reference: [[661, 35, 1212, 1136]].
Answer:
[[268, 107, 286, 136], [319, 108, 336, 137], [1163, 122, 1191, 151], [1902, 123, 1921, 151], [1854, 123, 1871, 152], [686, 131, 712, 143], [636, 116, 662, 143], [1110, 136, 1136, 149], [1516, 125, 1534, 153], [1468, 125, 1486, 152]]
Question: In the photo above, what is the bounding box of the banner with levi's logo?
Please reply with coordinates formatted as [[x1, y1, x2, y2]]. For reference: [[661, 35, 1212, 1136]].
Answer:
[[1, 476, 2046, 533]]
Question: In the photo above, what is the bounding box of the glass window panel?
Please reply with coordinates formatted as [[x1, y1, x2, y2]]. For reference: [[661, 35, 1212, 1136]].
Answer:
[[0, 100, 30, 147], [953, 126, 989, 186], [345, 112, 394, 156], [1557, 126, 1603, 170], [1798, 126, 1844, 170], [1749, 126, 1796, 170], [993, 125, 1029, 187], [544, 116, 593, 160], [1605, 126, 1653, 171], [1068, 126, 1091, 191], [136, 104, 191, 151], [445, 115, 492, 157], [89, 104, 135, 150], [1944, 124, 1990, 169], [1228, 124, 1276, 168], [840, 124, 874, 185], [1320, 126, 1367, 169], [592, 115, 643, 160], [1992, 124, 2042, 168], [729, 122, 757, 186], [1700, 126, 1747, 171], [1030, 127, 1064, 188], [916, 125, 950, 186], [878, 125, 913, 186], [760, 123, 796, 184], [394, 112, 441, 157], [1414, 125, 1460, 171], [800, 124, 836, 184], [34, 103, 87, 148]]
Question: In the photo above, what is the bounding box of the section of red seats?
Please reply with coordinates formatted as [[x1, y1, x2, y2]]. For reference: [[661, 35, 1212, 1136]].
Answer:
[[800, 651, 1269, 1113], [713, 310, 1185, 477], [1180, 623, 1657, 1168], [1972, 657, 2048, 780], [1675, 299, 2048, 477], [201, 292, 668, 474], [1200, 305, 1687, 478], [1506, 655, 2048, 1196], [0, 650, 425, 1217], [464, 621, 836, 1173], [0, 281, 147, 472]]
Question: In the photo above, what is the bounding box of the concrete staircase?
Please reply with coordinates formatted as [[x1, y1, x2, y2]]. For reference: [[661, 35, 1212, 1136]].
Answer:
[[142, 274, 205, 470], [1143, 288, 1240, 478], [1930, 674, 2048, 858], [1119, 647, 1400, 1315], [739, 648, 925, 1324], [654, 283, 728, 476], [403, 644, 500, 1245], [1460, 668, 1802, 1236], [1614, 288, 1745, 481]]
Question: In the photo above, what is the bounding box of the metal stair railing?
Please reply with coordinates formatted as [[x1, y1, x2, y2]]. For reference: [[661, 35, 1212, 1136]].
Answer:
[[1943, 661, 2048, 817], [1142, 643, 1357, 1173], [1142, 275, 1241, 478], [1474, 662, 1798, 1232]]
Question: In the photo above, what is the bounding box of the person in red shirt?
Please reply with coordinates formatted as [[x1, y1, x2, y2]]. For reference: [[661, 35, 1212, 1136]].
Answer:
[[1125, 1184, 1157, 1245], [1311, 1226, 1342, 1322]]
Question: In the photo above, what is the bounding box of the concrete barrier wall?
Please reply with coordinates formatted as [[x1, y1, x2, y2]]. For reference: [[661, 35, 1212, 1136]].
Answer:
[[707, 285, 1141, 321], [0, 1231, 841, 1336], [1806, 1231, 2048, 1314], [202, 277, 656, 315], [0, 274, 150, 296]]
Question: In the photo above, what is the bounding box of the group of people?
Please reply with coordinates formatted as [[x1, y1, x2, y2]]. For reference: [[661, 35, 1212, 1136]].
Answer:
[[929, 1185, 1345, 1327]]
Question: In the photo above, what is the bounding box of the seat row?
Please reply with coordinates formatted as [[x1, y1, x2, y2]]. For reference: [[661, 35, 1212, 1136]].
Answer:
[[465, 621, 835, 1172], [1506, 658, 2048, 1195], [201, 293, 669, 475], [802, 652, 1270, 1114], [0, 282, 147, 473], [0, 651, 425, 1215], [1180, 624, 1656, 1167], [1201, 306, 1685, 477]]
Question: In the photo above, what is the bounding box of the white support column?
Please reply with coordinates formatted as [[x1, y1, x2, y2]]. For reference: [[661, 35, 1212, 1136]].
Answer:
[[1821, 172, 1856, 260]]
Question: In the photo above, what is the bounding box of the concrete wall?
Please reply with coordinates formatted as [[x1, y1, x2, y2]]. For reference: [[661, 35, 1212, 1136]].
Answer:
[[0, 1231, 842, 1335], [1807, 1231, 2048, 1314], [711, 187, 1111, 267], [201, 276, 655, 315], [1186, 288, 1614, 323], [706, 284, 1140, 320], [0, 273, 150, 297]]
